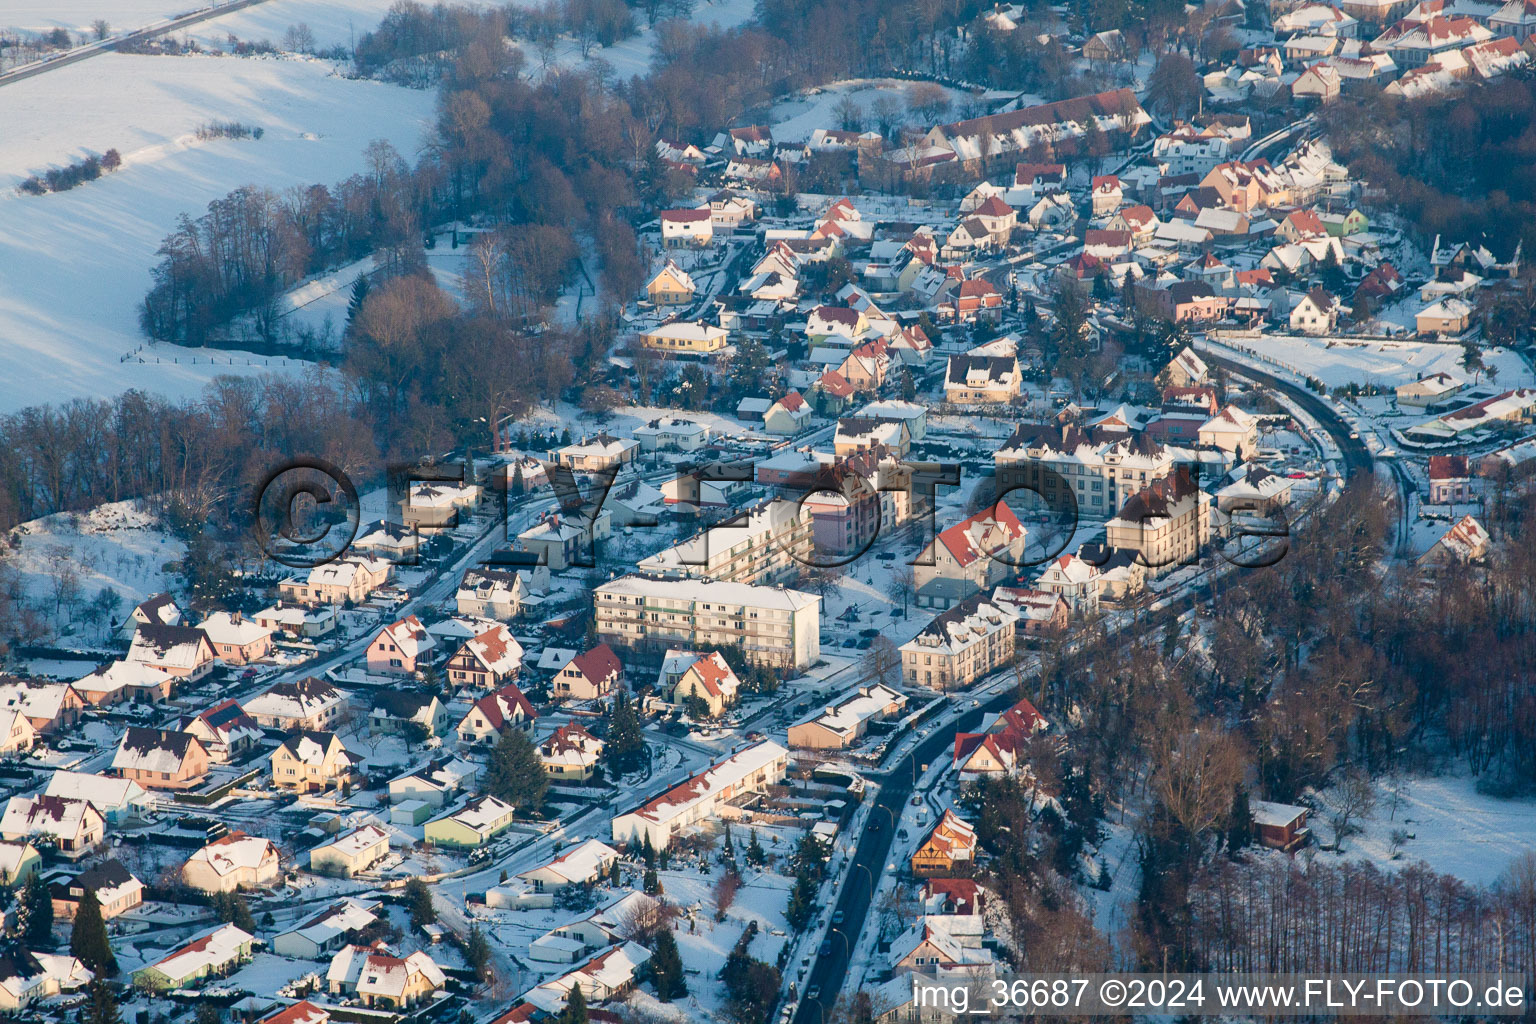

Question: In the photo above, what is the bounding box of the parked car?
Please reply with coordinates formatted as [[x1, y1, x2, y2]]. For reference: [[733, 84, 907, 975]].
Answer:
[[832, 910, 844, 926]]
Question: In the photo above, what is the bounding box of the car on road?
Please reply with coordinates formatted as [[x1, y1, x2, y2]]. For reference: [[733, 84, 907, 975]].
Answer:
[[859, 627, 880, 637], [841, 638, 858, 648], [911, 795, 923, 805], [819, 941, 832, 956], [832, 910, 844, 925], [806, 986, 821, 1002]]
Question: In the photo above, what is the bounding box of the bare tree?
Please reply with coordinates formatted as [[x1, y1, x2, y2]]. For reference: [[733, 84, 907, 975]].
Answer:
[[1326, 767, 1376, 852], [1151, 725, 1247, 840]]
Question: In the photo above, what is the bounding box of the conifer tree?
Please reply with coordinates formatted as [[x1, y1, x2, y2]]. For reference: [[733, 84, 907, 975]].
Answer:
[[70, 890, 117, 976]]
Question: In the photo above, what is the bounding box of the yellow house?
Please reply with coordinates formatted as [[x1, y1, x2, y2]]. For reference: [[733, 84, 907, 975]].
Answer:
[[663, 650, 741, 717], [646, 260, 696, 306], [270, 731, 357, 793], [640, 321, 728, 353], [911, 810, 977, 877], [0, 839, 40, 886], [423, 795, 517, 848]]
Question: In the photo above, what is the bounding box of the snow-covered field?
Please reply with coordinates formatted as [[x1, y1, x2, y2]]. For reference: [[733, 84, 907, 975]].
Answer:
[[766, 78, 974, 143], [2, 500, 185, 641], [0, 51, 433, 414], [1238, 336, 1533, 391], [515, 0, 756, 78], [182, 0, 399, 50], [1317, 772, 1536, 887], [2, 1, 202, 34]]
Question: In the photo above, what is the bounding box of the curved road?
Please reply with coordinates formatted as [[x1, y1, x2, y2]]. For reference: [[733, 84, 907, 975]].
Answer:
[[795, 351, 1374, 1023], [0, 0, 273, 89], [1201, 350, 1374, 477]]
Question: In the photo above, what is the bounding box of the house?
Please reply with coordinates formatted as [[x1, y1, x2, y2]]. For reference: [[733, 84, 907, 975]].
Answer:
[[1215, 465, 1295, 514], [126, 624, 215, 681], [389, 757, 479, 808], [367, 615, 437, 677], [1491, 0, 1536, 40], [945, 351, 1020, 404], [764, 392, 813, 435], [1277, 209, 1329, 244], [639, 321, 728, 354], [1083, 28, 1129, 61], [328, 946, 446, 1009], [837, 341, 892, 393], [311, 825, 391, 877], [0, 952, 92, 1011], [456, 568, 537, 621], [252, 603, 338, 640], [176, 699, 262, 762], [1293, 62, 1343, 102], [112, 728, 209, 790], [183, 833, 280, 893], [555, 433, 641, 473], [456, 683, 538, 746], [424, 794, 518, 848], [1036, 553, 1103, 615], [118, 592, 182, 643], [1426, 454, 1474, 505], [553, 645, 624, 702], [50, 859, 143, 920], [539, 723, 604, 781], [1407, 387, 1536, 439], [1091, 174, 1124, 215], [988, 586, 1069, 635], [889, 921, 993, 972], [400, 481, 480, 529], [646, 260, 696, 306], [1104, 468, 1211, 576], [1251, 800, 1311, 851], [659, 209, 713, 247], [133, 923, 253, 990], [1396, 372, 1463, 407], [518, 508, 614, 572], [244, 677, 347, 732], [1200, 405, 1261, 458], [950, 279, 1004, 322], [0, 709, 35, 755], [788, 684, 907, 749], [0, 679, 84, 735], [198, 611, 273, 665], [446, 624, 524, 690], [519, 839, 620, 892], [921, 89, 1150, 174], [900, 596, 1017, 690], [1416, 297, 1473, 336], [594, 576, 821, 669], [0, 839, 39, 886], [273, 900, 381, 959], [911, 810, 977, 876], [952, 697, 1048, 776], [1418, 514, 1491, 566], [277, 558, 392, 607], [528, 891, 658, 963], [43, 771, 150, 824], [73, 660, 175, 705], [370, 691, 449, 738], [634, 417, 710, 452], [522, 942, 651, 1013], [352, 520, 422, 563], [913, 504, 1027, 609], [1290, 287, 1342, 334], [0, 796, 103, 858], [1163, 346, 1209, 387], [271, 732, 357, 793], [611, 741, 787, 850], [661, 650, 741, 717]]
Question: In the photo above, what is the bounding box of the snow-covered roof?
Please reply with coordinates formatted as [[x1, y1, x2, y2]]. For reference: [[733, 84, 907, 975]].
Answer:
[[112, 728, 203, 775], [0, 795, 99, 840], [619, 741, 787, 827], [598, 574, 820, 612], [519, 839, 619, 885], [795, 685, 906, 739], [315, 825, 390, 861], [281, 900, 380, 950], [44, 770, 149, 812], [144, 924, 252, 981], [245, 678, 345, 720], [1250, 799, 1308, 828], [199, 611, 272, 648], [74, 659, 172, 696], [187, 832, 276, 878], [126, 625, 211, 670]]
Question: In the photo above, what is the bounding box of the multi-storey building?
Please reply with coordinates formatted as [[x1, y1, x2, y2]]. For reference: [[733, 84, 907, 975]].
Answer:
[[995, 425, 1214, 518], [593, 575, 820, 669], [1103, 467, 1210, 576], [637, 499, 811, 585], [900, 595, 1018, 690]]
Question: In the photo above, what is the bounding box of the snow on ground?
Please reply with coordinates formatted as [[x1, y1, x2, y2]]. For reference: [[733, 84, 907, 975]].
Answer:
[[2, 1, 203, 34], [1314, 772, 1536, 888], [2, 499, 185, 642], [182, 0, 398, 50], [765, 78, 974, 144], [1229, 336, 1533, 391], [0, 51, 433, 414], [518, 0, 756, 79]]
